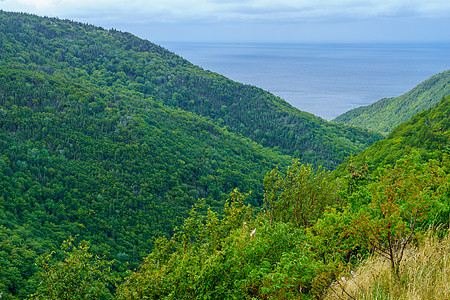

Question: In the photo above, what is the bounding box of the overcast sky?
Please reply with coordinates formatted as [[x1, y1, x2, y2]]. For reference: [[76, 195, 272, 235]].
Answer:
[[1, 0, 450, 43]]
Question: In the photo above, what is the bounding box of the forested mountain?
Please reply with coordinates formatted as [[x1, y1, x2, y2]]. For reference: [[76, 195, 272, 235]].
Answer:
[[0, 62, 297, 296], [335, 95, 450, 174], [0, 10, 382, 169], [113, 98, 449, 300], [0, 10, 448, 300], [334, 70, 450, 134], [0, 12, 300, 297]]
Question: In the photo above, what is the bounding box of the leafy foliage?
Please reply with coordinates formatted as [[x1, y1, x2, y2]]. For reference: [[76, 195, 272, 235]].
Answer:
[[117, 191, 326, 300], [263, 160, 339, 227], [351, 156, 448, 276], [0, 65, 291, 297], [325, 228, 450, 300], [30, 237, 116, 300], [0, 12, 295, 298], [0, 10, 448, 300], [116, 155, 449, 299]]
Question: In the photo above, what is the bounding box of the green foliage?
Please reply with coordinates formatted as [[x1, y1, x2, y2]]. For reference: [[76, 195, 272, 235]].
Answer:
[[0, 10, 382, 297], [0, 10, 382, 171], [334, 70, 450, 134], [119, 155, 447, 299], [0, 10, 448, 300], [337, 154, 449, 278], [0, 13, 294, 298], [335, 95, 450, 175], [264, 160, 339, 227], [117, 191, 327, 300], [30, 237, 116, 300], [360, 156, 447, 273], [0, 64, 290, 297], [0, 226, 40, 299]]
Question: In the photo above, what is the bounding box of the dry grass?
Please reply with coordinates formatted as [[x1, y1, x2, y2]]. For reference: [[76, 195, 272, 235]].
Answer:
[[325, 229, 450, 300]]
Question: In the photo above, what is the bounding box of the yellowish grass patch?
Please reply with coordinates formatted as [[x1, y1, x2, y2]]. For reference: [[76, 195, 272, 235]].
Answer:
[[325, 229, 450, 300]]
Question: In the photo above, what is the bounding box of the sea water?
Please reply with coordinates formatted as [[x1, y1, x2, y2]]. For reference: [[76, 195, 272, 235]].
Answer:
[[161, 42, 450, 120]]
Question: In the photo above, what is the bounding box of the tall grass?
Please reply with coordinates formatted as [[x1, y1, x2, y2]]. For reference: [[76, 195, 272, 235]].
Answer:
[[325, 228, 450, 300]]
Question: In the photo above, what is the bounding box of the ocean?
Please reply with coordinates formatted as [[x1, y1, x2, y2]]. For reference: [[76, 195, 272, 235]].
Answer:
[[160, 42, 450, 121]]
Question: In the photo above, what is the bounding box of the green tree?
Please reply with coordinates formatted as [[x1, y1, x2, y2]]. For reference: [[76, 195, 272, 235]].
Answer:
[[355, 155, 447, 277], [264, 160, 338, 227], [30, 237, 116, 300]]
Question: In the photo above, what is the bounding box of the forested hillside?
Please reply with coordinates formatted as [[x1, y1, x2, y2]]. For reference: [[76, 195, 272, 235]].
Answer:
[[0, 63, 295, 297], [335, 95, 450, 174], [113, 98, 449, 300], [0, 10, 382, 169], [2, 10, 448, 300], [334, 70, 450, 134], [0, 12, 297, 297], [0, 11, 383, 296]]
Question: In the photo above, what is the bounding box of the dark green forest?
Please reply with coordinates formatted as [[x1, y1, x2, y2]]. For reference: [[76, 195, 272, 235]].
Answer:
[[0, 10, 449, 299], [112, 97, 449, 299], [334, 69, 450, 134], [0, 10, 382, 169]]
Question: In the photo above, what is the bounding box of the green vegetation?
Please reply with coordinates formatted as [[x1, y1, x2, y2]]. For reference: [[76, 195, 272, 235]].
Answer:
[[115, 155, 449, 299], [335, 95, 450, 174], [334, 69, 450, 134], [30, 237, 116, 300], [0, 10, 383, 298], [0, 62, 292, 298], [0, 10, 382, 170], [0, 10, 448, 300]]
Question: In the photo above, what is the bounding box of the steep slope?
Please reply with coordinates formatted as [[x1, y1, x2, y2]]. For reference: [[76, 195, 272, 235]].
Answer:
[[0, 65, 292, 297], [0, 11, 383, 169], [335, 95, 450, 174], [334, 70, 450, 134], [0, 11, 384, 298]]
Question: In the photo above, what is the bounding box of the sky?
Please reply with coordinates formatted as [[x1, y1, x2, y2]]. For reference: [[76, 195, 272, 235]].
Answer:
[[1, 0, 450, 43]]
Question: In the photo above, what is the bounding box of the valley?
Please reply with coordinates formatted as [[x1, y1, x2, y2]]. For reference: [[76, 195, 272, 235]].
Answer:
[[0, 11, 448, 300]]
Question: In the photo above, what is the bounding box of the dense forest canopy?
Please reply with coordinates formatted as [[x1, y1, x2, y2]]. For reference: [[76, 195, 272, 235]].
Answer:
[[0, 11, 293, 297], [113, 97, 449, 300], [0, 10, 448, 300], [0, 10, 383, 169]]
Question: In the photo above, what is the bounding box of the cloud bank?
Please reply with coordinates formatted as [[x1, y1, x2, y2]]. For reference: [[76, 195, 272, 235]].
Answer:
[[2, 0, 450, 23], [2, 0, 449, 43]]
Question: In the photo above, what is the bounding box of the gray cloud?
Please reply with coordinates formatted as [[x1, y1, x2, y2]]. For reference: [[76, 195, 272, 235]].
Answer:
[[1, 0, 449, 43], [1, 0, 450, 23]]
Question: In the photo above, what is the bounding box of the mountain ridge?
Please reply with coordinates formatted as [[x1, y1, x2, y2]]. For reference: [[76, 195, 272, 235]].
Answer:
[[334, 95, 450, 175], [0, 10, 383, 169], [334, 69, 450, 134]]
